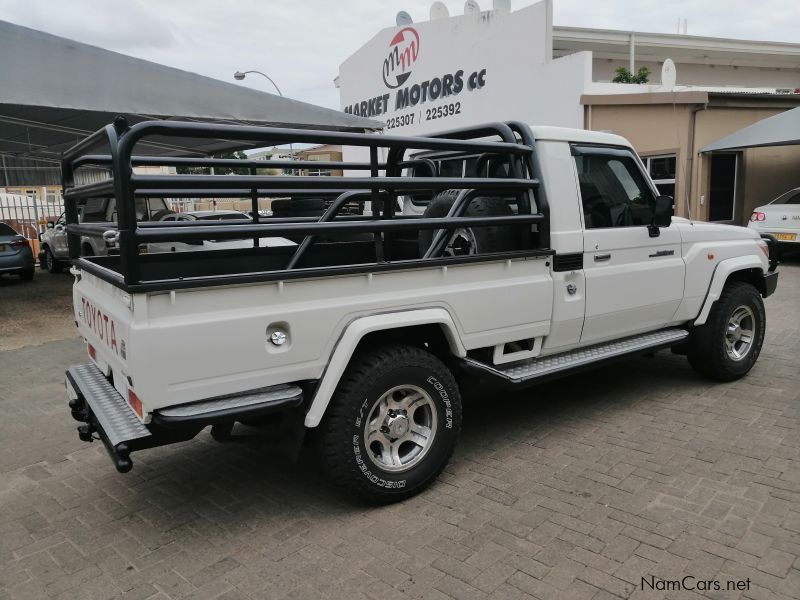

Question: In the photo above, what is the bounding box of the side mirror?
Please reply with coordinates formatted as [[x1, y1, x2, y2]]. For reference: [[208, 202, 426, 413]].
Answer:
[[647, 195, 673, 237], [46, 221, 55, 229], [653, 195, 674, 227]]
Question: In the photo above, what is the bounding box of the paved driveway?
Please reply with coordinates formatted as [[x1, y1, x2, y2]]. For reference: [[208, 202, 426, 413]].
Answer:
[[1, 262, 798, 600]]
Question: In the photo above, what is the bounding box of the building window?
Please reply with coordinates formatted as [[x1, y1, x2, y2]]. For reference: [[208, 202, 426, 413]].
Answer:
[[643, 154, 676, 197]]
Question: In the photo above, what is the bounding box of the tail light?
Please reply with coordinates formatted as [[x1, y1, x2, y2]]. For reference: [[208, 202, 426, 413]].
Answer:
[[127, 389, 143, 418], [750, 212, 766, 222], [87, 343, 97, 360], [10, 237, 29, 248]]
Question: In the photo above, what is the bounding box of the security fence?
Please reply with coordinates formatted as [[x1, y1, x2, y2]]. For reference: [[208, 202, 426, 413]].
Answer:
[[0, 191, 64, 241]]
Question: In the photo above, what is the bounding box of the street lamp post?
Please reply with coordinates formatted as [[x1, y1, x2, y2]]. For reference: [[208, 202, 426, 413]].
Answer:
[[233, 70, 295, 168]]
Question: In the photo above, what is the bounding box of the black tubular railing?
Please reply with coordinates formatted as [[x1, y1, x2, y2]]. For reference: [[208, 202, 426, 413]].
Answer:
[[61, 118, 549, 290]]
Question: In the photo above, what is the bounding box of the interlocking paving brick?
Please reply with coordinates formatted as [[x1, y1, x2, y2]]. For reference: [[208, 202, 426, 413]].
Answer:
[[1, 262, 799, 599]]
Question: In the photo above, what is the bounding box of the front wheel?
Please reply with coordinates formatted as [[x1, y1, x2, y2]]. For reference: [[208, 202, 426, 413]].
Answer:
[[44, 247, 62, 274], [319, 344, 462, 503], [687, 281, 765, 382]]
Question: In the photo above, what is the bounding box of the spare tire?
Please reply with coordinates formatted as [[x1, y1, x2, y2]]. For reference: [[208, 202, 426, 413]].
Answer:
[[152, 209, 177, 222], [418, 189, 519, 257]]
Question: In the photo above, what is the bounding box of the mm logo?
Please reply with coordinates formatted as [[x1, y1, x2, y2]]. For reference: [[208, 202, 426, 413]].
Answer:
[[383, 27, 419, 89]]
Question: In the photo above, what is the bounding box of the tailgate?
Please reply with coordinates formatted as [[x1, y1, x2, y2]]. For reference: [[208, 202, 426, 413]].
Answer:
[[73, 270, 136, 409]]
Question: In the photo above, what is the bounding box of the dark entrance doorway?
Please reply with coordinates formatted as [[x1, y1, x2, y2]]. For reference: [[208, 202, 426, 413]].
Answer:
[[709, 153, 738, 222]]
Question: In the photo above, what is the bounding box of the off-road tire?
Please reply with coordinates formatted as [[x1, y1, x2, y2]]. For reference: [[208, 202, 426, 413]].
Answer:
[[44, 247, 62, 274], [418, 189, 518, 257], [19, 268, 34, 281], [319, 344, 462, 503], [687, 281, 765, 382]]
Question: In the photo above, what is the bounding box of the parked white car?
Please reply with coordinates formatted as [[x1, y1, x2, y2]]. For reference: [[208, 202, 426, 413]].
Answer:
[[149, 209, 295, 253], [748, 187, 800, 250]]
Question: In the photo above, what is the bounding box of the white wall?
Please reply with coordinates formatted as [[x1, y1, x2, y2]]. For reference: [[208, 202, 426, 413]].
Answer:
[[337, 0, 588, 138]]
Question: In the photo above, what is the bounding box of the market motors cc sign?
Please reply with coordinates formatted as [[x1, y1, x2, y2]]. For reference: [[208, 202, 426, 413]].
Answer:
[[383, 27, 420, 89], [343, 25, 487, 120]]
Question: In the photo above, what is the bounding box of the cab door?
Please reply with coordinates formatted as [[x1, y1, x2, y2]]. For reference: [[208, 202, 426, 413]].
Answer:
[[573, 145, 685, 344]]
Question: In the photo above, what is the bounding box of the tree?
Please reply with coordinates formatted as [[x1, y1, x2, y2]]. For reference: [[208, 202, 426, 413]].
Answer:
[[612, 66, 651, 84]]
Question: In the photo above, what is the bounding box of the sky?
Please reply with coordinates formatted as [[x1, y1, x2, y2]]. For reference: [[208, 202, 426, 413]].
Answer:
[[1, 0, 798, 110]]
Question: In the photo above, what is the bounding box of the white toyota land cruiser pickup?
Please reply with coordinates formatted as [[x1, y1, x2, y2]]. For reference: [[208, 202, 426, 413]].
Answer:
[[61, 119, 779, 503]]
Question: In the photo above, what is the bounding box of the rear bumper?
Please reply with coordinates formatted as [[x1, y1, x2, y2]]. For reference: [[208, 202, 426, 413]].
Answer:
[[66, 364, 155, 473], [65, 363, 305, 473], [0, 249, 34, 272]]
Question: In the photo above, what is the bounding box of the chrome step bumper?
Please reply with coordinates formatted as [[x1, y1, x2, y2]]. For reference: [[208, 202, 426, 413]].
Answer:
[[65, 363, 304, 473], [462, 328, 689, 385]]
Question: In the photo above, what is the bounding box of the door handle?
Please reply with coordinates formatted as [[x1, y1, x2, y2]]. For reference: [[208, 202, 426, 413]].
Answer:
[[594, 253, 611, 262]]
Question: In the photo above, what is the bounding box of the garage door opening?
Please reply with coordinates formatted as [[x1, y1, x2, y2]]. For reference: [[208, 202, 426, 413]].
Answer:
[[709, 153, 739, 222]]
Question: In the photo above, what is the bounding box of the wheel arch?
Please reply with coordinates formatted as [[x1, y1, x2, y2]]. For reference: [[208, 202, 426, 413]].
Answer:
[[694, 256, 766, 326], [304, 308, 466, 428]]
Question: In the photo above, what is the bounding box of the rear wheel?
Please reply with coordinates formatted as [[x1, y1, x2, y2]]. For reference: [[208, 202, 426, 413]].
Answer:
[[44, 247, 62, 274], [687, 281, 765, 381], [319, 344, 462, 503]]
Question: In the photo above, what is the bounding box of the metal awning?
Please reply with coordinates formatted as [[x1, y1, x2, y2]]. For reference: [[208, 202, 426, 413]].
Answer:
[[0, 19, 380, 169], [700, 106, 800, 153]]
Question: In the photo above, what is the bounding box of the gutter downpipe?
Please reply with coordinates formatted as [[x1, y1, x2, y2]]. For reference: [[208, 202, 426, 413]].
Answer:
[[629, 32, 635, 72], [686, 101, 708, 222]]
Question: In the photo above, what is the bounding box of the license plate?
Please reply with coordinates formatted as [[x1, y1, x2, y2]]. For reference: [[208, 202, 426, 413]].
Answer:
[[775, 233, 797, 241]]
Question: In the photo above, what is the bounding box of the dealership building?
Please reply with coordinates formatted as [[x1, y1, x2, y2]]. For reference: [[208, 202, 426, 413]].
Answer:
[[336, 0, 800, 225]]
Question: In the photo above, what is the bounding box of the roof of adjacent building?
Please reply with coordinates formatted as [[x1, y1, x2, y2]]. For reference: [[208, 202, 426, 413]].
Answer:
[[553, 26, 800, 70]]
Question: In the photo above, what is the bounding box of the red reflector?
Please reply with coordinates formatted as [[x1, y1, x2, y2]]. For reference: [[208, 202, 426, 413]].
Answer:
[[127, 389, 143, 418], [87, 344, 96, 360]]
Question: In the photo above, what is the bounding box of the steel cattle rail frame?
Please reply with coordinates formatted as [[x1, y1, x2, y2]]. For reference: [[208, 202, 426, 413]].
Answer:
[[61, 117, 551, 291]]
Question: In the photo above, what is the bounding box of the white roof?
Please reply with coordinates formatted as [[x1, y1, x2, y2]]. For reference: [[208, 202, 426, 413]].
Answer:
[[553, 26, 800, 70], [529, 126, 631, 147]]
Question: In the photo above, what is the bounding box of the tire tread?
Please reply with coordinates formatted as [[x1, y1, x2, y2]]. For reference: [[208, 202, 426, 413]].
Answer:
[[319, 344, 461, 503]]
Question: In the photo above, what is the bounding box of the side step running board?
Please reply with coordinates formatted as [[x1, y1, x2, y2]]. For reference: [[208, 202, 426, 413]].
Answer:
[[460, 328, 689, 387]]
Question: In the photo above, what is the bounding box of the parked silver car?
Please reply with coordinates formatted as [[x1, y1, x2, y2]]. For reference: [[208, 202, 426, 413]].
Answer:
[[39, 197, 172, 272], [0, 221, 35, 281]]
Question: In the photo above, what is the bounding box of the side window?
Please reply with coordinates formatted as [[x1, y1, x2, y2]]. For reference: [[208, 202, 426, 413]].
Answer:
[[574, 148, 655, 229]]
